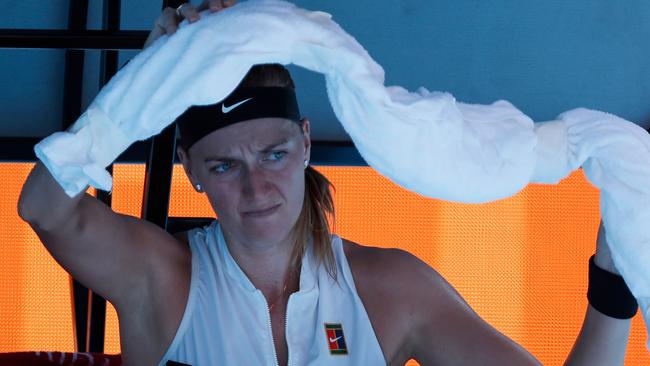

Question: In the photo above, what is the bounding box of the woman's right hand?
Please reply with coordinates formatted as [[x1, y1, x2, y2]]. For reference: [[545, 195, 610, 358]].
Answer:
[[143, 0, 237, 49]]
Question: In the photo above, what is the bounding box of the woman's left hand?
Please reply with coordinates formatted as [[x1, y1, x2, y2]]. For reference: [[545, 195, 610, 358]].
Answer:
[[143, 0, 237, 49], [593, 220, 619, 274]]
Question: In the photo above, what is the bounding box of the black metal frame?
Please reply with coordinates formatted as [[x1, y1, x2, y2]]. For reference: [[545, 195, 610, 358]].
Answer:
[[60, 0, 91, 353], [0, 29, 147, 50], [0, 137, 364, 165], [1, 0, 366, 354], [84, 0, 122, 353], [60, 0, 122, 353]]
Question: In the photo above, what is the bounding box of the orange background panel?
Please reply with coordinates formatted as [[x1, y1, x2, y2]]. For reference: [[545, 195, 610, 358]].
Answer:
[[1, 162, 649, 365], [0, 163, 93, 352]]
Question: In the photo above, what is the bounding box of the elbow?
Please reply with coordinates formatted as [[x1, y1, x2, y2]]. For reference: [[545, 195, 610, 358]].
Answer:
[[17, 166, 39, 224], [17, 165, 63, 229], [17, 189, 40, 228], [17, 183, 52, 231], [17, 163, 84, 231], [17, 195, 56, 232], [17, 189, 32, 223], [17, 192, 65, 232]]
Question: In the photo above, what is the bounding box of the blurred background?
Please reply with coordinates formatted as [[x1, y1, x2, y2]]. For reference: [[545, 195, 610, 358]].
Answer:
[[1, 0, 649, 365]]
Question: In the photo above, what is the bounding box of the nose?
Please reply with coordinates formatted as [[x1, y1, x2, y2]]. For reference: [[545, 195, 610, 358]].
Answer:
[[240, 165, 272, 199]]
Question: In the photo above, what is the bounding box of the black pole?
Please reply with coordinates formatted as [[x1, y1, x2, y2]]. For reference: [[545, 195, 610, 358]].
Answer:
[[64, 0, 90, 353], [86, 0, 122, 353], [0, 29, 146, 50], [141, 123, 177, 229], [140, 0, 187, 229]]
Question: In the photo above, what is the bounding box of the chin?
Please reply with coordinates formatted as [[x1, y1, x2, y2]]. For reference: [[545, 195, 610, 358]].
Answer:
[[223, 204, 301, 246], [238, 207, 292, 234], [242, 223, 293, 246]]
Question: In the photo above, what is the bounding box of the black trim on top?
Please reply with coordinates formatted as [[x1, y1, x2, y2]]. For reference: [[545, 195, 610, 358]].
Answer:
[[0, 137, 367, 166], [0, 29, 147, 50]]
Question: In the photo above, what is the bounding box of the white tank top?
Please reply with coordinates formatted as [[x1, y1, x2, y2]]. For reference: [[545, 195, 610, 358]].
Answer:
[[156, 221, 386, 366]]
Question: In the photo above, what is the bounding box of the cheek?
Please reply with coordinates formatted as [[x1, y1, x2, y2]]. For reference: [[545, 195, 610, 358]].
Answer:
[[279, 159, 305, 191], [205, 184, 238, 217], [283, 165, 307, 211]]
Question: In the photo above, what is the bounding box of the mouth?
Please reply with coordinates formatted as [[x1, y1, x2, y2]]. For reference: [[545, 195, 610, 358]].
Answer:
[[242, 204, 281, 218]]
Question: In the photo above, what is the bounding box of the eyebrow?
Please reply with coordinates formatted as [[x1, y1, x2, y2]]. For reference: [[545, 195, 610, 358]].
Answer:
[[203, 138, 290, 162]]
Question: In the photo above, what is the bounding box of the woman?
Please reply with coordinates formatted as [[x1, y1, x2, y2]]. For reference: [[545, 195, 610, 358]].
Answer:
[[18, 1, 636, 365]]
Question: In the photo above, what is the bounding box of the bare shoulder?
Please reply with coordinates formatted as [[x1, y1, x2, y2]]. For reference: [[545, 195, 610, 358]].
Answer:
[[342, 237, 460, 330], [340, 238, 444, 364], [341, 238, 442, 293], [341, 237, 442, 329], [340, 238, 539, 365]]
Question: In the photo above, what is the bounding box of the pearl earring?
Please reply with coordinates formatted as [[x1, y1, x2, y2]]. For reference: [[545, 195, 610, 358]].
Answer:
[[195, 183, 202, 192], [304, 159, 309, 168]]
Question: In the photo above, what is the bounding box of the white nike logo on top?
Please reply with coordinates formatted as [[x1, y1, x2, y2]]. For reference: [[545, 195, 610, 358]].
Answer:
[[221, 97, 253, 113], [329, 336, 342, 343]]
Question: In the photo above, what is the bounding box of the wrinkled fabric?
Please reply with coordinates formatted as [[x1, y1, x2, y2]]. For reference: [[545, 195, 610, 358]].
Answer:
[[33, 0, 649, 348]]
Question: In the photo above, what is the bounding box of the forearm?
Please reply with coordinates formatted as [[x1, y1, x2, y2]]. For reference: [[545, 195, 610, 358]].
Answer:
[[17, 161, 87, 231], [564, 248, 634, 366], [564, 305, 631, 366]]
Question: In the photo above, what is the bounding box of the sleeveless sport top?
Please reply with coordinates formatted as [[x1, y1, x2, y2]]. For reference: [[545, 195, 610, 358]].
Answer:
[[156, 221, 386, 366]]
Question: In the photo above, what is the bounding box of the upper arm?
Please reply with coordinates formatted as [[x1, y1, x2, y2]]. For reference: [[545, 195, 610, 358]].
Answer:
[[32, 193, 187, 311], [405, 254, 541, 365]]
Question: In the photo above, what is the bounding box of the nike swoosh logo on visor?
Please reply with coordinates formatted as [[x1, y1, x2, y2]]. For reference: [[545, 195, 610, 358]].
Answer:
[[221, 97, 253, 113], [329, 336, 342, 343]]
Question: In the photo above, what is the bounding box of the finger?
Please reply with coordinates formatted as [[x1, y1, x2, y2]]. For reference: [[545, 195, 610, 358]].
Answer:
[[176, 3, 200, 22], [222, 0, 236, 7], [208, 0, 223, 12], [156, 8, 177, 34], [166, 22, 179, 35], [143, 25, 164, 49]]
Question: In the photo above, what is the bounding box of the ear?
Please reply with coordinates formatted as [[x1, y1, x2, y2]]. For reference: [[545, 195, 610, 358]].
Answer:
[[301, 117, 311, 163], [177, 146, 201, 191]]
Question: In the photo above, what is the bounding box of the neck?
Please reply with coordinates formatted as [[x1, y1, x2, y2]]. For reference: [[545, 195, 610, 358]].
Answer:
[[222, 227, 298, 292]]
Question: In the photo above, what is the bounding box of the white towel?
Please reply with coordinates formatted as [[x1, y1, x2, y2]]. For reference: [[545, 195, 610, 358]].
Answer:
[[34, 0, 650, 349]]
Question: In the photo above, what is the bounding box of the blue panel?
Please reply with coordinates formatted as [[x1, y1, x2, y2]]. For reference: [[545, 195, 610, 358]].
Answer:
[[289, 0, 650, 131], [0, 49, 65, 137]]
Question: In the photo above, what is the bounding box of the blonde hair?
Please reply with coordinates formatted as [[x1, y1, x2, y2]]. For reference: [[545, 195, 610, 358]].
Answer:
[[291, 166, 337, 280], [239, 64, 337, 280]]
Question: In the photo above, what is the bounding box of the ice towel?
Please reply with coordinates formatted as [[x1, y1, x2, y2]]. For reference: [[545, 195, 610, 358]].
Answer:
[[34, 0, 650, 349]]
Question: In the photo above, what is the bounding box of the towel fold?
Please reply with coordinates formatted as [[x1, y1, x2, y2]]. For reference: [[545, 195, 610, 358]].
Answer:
[[34, 0, 649, 349]]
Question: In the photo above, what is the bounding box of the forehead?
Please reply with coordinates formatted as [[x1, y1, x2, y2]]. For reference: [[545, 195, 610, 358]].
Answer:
[[190, 117, 300, 156]]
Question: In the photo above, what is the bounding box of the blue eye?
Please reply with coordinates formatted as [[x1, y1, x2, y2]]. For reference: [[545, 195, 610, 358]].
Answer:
[[211, 162, 232, 174], [266, 151, 287, 161]]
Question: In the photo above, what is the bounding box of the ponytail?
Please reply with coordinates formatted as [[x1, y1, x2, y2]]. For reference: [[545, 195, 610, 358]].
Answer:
[[290, 165, 337, 280]]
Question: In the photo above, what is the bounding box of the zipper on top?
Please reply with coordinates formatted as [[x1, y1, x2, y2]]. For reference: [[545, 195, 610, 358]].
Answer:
[[259, 290, 280, 366], [285, 294, 293, 366]]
